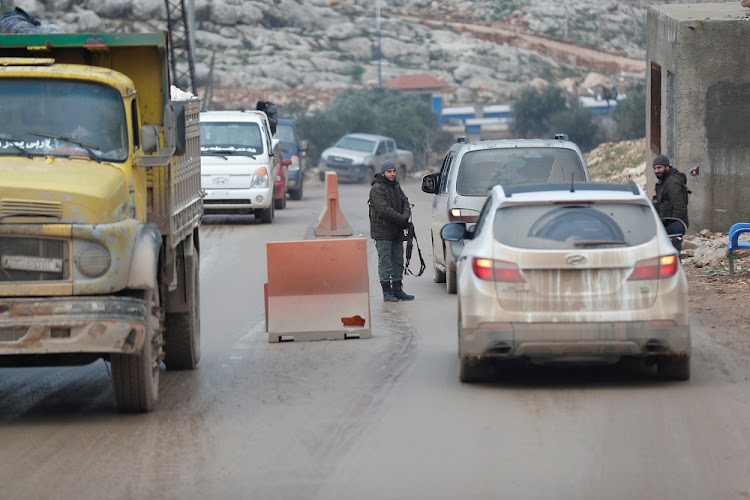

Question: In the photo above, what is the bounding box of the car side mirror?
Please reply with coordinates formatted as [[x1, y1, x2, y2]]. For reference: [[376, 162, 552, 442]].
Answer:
[[422, 173, 438, 194], [441, 222, 468, 242]]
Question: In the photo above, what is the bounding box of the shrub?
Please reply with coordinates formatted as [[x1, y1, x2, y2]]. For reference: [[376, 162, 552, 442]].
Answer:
[[612, 82, 646, 140]]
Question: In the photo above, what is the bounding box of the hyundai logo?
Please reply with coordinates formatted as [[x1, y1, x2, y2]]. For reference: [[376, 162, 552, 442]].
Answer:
[[566, 254, 587, 265], [213, 176, 228, 185]]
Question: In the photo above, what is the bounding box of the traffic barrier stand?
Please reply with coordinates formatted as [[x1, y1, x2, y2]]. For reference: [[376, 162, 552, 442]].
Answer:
[[314, 171, 353, 237], [265, 238, 371, 342]]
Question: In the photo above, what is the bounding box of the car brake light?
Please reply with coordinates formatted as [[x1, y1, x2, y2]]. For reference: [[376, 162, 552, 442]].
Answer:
[[472, 258, 525, 282], [473, 258, 494, 280], [449, 208, 479, 223], [493, 260, 526, 282], [628, 255, 678, 280]]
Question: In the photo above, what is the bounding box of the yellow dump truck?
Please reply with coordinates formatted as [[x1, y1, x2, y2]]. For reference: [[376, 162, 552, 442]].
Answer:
[[0, 32, 202, 412]]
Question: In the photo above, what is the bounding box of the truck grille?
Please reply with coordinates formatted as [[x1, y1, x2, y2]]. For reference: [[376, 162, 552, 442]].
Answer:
[[0, 237, 69, 282], [1, 199, 63, 218]]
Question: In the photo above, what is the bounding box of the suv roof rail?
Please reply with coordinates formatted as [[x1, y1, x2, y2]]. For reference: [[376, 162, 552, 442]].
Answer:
[[554, 133, 569, 141], [456, 136, 470, 144], [503, 181, 641, 198]]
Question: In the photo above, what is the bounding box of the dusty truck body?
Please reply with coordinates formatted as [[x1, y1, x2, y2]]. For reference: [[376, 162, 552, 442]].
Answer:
[[0, 32, 202, 412]]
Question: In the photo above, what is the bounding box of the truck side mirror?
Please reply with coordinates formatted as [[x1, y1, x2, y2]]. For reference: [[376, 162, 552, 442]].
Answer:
[[300, 139, 309, 152], [271, 137, 280, 156], [164, 102, 186, 156], [140, 125, 159, 153]]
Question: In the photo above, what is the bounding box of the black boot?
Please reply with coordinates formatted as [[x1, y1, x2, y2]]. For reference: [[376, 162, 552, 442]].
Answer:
[[392, 281, 414, 301], [381, 281, 398, 302]]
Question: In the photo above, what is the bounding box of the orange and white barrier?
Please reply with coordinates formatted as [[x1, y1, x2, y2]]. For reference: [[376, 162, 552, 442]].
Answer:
[[265, 238, 371, 342], [314, 171, 353, 237]]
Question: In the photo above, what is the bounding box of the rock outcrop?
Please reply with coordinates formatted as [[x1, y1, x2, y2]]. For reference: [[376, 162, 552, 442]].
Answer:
[[24, 0, 662, 108]]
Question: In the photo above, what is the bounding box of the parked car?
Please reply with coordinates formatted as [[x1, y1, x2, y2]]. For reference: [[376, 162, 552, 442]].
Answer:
[[318, 133, 414, 183], [199, 110, 279, 223], [276, 118, 308, 200], [273, 151, 287, 210], [441, 181, 691, 382], [422, 136, 590, 294]]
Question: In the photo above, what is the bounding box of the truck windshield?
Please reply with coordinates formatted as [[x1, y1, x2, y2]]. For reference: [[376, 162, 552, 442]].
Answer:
[[335, 136, 376, 153], [0, 79, 128, 162], [199, 122, 264, 155]]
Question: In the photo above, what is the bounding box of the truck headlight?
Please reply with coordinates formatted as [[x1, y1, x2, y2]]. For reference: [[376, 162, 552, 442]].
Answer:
[[251, 167, 269, 188], [75, 242, 111, 277]]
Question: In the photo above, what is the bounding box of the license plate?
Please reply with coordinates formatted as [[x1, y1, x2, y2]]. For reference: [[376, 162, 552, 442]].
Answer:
[[1, 254, 64, 273]]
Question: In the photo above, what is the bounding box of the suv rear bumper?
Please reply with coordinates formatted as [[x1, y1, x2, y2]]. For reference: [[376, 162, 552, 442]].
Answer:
[[460, 321, 691, 362]]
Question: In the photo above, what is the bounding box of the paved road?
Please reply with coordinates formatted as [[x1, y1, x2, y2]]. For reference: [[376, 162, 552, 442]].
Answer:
[[2, 177, 750, 499]]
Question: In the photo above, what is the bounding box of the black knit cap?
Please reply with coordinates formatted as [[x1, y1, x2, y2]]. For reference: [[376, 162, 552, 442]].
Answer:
[[653, 154, 671, 167]]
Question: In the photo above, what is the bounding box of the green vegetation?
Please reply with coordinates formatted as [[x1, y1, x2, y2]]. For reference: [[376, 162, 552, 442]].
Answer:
[[509, 85, 603, 152], [612, 82, 646, 140], [349, 65, 364, 83], [296, 88, 454, 170]]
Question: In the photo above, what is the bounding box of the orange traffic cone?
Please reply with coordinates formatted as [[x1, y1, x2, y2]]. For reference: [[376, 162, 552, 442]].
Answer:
[[314, 171, 353, 237]]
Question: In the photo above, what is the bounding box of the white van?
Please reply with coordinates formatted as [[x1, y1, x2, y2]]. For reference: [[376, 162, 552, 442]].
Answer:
[[199, 110, 279, 223]]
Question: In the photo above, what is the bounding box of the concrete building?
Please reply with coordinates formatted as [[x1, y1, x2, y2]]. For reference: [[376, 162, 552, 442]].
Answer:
[[647, 3, 750, 232]]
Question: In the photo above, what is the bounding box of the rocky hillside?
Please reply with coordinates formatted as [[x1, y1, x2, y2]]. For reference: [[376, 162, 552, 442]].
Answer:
[[15, 0, 730, 110]]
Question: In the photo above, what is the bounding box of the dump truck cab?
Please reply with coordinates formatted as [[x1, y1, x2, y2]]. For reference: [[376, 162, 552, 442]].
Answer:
[[0, 32, 202, 413]]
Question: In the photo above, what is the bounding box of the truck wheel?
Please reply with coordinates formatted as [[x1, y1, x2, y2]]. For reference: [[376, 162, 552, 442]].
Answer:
[[259, 202, 274, 223], [164, 244, 201, 370], [319, 170, 325, 182], [289, 179, 303, 201], [112, 289, 163, 413], [362, 166, 375, 183], [657, 356, 690, 380], [399, 165, 407, 180], [446, 262, 457, 294]]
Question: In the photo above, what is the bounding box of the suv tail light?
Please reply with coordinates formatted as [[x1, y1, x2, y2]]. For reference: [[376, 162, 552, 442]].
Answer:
[[628, 255, 678, 280], [449, 208, 479, 223], [472, 258, 526, 282]]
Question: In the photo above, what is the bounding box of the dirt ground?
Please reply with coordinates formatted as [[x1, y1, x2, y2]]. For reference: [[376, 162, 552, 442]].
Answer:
[[683, 242, 750, 360]]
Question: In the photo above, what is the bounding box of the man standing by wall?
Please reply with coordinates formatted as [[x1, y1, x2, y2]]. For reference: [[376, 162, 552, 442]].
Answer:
[[369, 160, 415, 302], [652, 154, 689, 246]]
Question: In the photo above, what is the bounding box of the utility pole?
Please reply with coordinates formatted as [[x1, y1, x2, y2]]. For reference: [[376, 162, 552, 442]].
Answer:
[[376, 0, 382, 87], [164, 0, 198, 96]]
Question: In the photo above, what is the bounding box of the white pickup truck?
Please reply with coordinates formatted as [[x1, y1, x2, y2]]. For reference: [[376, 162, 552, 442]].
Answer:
[[318, 133, 414, 183]]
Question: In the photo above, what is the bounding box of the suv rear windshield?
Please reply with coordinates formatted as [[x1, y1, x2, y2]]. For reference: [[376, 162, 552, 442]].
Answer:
[[493, 203, 656, 249], [456, 148, 586, 196]]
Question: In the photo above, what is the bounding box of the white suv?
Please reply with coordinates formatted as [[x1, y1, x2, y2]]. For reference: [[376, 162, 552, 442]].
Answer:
[[199, 110, 279, 223], [422, 136, 590, 293]]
